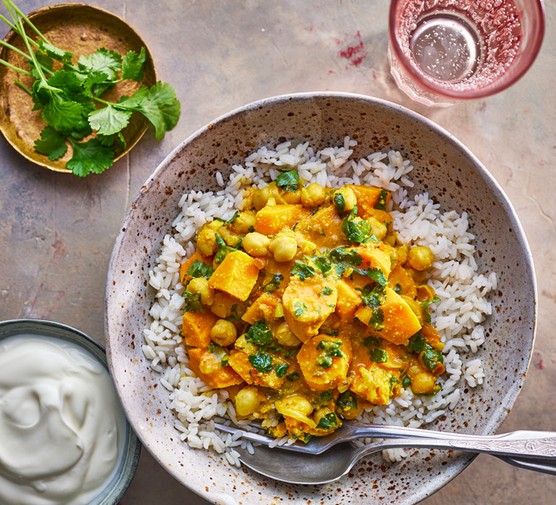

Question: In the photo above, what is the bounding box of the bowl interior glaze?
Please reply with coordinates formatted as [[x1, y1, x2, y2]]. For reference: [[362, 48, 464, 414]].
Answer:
[[106, 93, 536, 505]]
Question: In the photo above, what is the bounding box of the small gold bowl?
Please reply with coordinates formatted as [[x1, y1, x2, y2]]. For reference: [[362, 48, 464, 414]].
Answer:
[[0, 3, 156, 173]]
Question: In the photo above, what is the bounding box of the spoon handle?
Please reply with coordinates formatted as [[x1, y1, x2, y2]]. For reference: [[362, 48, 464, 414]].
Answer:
[[358, 431, 556, 462]]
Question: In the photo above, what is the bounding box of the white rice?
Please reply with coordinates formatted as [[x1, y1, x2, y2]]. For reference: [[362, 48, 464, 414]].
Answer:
[[143, 137, 496, 466]]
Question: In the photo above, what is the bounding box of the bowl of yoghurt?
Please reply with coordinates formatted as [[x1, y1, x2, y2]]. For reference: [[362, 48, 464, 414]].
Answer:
[[0, 319, 141, 505]]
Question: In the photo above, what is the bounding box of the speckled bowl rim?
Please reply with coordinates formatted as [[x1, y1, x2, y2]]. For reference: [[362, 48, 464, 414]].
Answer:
[[0, 318, 142, 505], [106, 92, 537, 504]]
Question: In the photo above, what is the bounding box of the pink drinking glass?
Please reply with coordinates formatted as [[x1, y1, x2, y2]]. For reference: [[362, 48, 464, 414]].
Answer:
[[388, 0, 545, 106]]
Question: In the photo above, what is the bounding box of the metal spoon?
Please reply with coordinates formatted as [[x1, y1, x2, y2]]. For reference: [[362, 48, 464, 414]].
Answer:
[[216, 423, 556, 484], [234, 437, 556, 485]]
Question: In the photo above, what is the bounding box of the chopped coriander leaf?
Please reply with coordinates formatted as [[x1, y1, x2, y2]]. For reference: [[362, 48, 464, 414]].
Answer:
[[275, 169, 300, 191], [275, 363, 290, 378], [421, 296, 441, 323], [291, 261, 315, 280], [208, 342, 229, 367], [342, 211, 375, 244], [314, 255, 332, 275], [367, 268, 387, 287], [329, 247, 363, 267], [333, 192, 345, 213], [407, 332, 426, 353], [249, 352, 273, 373], [215, 211, 240, 224], [402, 376, 412, 388], [422, 344, 444, 373], [316, 340, 344, 368], [317, 355, 333, 368], [214, 234, 234, 264], [370, 348, 388, 363], [187, 260, 213, 279], [183, 291, 203, 313], [316, 412, 339, 430], [336, 391, 357, 412], [293, 301, 308, 317], [321, 286, 333, 296], [317, 391, 334, 403], [363, 336, 380, 347], [375, 189, 389, 210], [359, 284, 386, 308], [286, 372, 300, 382], [245, 321, 274, 347], [368, 307, 384, 331], [263, 273, 284, 293]]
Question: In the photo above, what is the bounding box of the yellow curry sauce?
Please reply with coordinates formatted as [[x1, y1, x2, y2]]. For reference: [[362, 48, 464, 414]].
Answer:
[[179, 172, 445, 441]]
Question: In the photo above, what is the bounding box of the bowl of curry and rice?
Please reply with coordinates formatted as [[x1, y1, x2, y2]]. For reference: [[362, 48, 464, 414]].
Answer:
[[105, 92, 536, 504]]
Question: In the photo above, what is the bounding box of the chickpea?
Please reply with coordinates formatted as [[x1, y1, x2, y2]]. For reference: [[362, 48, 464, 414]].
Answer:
[[368, 216, 388, 240], [301, 182, 325, 208], [274, 321, 302, 347], [333, 187, 357, 213], [198, 352, 220, 376], [210, 319, 238, 347], [234, 386, 261, 417], [242, 232, 271, 257], [231, 211, 256, 234], [269, 234, 298, 262], [275, 395, 314, 417], [186, 277, 214, 305], [395, 243, 409, 266], [218, 226, 241, 247], [408, 246, 435, 271], [197, 227, 218, 257], [411, 372, 437, 395], [282, 189, 302, 204], [252, 183, 281, 210], [416, 284, 436, 302]]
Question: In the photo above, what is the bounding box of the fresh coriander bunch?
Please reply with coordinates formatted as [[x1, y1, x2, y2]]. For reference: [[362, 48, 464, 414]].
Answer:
[[0, 0, 180, 176]]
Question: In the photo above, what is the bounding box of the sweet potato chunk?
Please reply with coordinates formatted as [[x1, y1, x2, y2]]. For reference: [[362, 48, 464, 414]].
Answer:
[[209, 250, 261, 301], [350, 362, 396, 405], [355, 286, 421, 345], [282, 274, 337, 342], [182, 310, 218, 348], [241, 292, 281, 325], [356, 243, 392, 278], [179, 252, 211, 285], [335, 279, 362, 321], [188, 347, 243, 388], [295, 205, 347, 249], [348, 185, 391, 218], [254, 204, 309, 235], [297, 334, 352, 392]]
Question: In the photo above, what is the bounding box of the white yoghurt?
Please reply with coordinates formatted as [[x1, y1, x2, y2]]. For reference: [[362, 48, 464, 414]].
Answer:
[[0, 334, 126, 505]]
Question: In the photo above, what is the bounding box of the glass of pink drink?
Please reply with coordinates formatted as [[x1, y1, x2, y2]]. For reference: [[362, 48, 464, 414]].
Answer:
[[389, 0, 545, 106]]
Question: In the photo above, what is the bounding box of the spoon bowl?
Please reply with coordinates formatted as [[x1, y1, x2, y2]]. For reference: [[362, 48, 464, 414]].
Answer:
[[235, 437, 556, 485]]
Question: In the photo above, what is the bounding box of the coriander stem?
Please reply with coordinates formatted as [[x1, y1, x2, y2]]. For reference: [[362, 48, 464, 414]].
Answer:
[[0, 38, 33, 63], [14, 16, 50, 87], [2, 0, 50, 45], [14, 79, 32, 95], [0, 56, 30, 75]]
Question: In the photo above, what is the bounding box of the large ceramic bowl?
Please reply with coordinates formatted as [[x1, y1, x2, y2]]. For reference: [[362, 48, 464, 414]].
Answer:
[[105, 92, 536, 504]]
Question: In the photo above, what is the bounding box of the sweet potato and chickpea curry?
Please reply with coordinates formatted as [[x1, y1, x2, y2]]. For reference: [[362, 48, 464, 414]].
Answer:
[[179, 169, 445, 441]]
